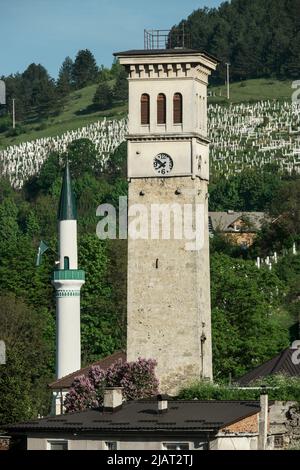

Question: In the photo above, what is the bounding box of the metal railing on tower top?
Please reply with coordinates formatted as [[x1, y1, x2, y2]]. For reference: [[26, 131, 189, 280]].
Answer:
[[144, 28, 192, 50]]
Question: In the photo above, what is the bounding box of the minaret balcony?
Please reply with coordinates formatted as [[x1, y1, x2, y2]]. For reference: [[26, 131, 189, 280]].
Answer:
[[52, 269, 85, 281]]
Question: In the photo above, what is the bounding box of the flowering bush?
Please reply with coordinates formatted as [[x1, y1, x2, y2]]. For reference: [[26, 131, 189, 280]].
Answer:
[[64, 358, 159, 413]]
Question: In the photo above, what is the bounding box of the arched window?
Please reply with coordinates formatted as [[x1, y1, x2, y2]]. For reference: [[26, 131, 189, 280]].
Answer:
[[173, 93, 183, 124], [141, 94, 150, 125], [157, 93, 166, 124], [64, 256, 70, 270]]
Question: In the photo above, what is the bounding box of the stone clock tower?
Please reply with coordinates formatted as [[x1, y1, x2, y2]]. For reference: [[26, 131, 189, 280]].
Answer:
[[116, 45, 217, 393]]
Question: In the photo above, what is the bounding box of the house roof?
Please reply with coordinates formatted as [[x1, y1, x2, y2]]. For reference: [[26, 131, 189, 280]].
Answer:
[[4, 400, 262, 435], [208, 211, 266, 234], [48, 351, 126, 390], [236, 346, 300, 386]]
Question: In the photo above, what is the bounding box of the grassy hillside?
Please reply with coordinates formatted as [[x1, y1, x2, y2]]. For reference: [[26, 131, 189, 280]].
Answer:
[[0, 78, 294, 151], [208, 78, 293, 104], [0, 83, 127, 149]]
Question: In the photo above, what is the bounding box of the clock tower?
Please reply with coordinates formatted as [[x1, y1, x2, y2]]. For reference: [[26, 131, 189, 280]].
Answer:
[[116, 44, 217, 394]]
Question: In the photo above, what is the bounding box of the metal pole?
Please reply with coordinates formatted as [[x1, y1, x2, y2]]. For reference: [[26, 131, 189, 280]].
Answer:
[[226, 63, 230, 100], [12, 98, 15, 129]]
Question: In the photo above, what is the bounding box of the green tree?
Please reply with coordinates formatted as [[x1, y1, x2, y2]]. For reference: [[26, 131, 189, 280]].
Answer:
[[78, 234, 123, 363], [72, 49, 98, 89], [113, 67, 128, 102], [65, 138, 100, 178], [93, 82, 113, 110], [211, 253, 290, 380], [22, 63, 60, 118], [57, 56, 74, 96], [0, 294, 54, 425]]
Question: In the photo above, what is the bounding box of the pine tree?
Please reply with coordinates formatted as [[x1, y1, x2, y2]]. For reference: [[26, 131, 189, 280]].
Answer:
[[93, 82, 113, 110], [113, 67, 128, 102], [57, 56, 74, 96], [21, 63, 60, 119], [72, 49, 98, 89]]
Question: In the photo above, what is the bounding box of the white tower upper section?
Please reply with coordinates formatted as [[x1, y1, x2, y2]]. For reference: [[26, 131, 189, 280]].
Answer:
[[118, 49, 217, 137], [116, 48, 217, 182]]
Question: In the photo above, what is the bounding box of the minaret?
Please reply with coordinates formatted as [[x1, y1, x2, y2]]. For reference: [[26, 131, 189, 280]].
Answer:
[[116, 41, 217, 394], [52, 163, 85, 380]]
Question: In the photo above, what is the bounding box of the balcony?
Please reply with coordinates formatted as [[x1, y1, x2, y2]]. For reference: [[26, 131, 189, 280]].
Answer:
[[52, 270, 85, 281]]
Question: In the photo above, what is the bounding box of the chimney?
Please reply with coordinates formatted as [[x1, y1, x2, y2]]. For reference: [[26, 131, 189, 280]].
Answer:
[[258, 387, 268, 450], [157, 394, 168, 413], [103, 387, 123, 412]]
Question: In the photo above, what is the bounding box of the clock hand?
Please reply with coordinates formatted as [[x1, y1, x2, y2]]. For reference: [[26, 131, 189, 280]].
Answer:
[[154, 158, 164, 168]]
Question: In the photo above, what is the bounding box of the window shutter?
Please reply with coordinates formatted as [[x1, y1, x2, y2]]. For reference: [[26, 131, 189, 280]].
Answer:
[[173, 93, 182, 124], [141, 94, 150, 125], [157, 94, 166, 124]]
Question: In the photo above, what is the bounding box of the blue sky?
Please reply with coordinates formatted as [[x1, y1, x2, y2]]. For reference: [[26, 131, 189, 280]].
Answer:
[[0, 0, 222, 78]]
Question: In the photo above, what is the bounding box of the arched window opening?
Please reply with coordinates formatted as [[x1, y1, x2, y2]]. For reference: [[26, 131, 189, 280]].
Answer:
[[64, 256, 70, 270], [173, 93, 182, 124], [141, 94, 150, 125], [157, 93, 166, 124]]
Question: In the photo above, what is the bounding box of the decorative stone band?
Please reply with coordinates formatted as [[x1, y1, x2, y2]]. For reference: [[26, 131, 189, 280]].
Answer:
[[55, 290, 81, 298], [52, 276, 85, 292]]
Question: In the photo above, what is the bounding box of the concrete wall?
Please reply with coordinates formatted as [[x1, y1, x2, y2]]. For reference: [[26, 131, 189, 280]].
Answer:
[[27, 434, 208, 450], [212, 435, 258, 451]]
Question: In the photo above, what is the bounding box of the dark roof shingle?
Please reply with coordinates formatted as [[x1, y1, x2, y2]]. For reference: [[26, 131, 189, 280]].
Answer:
[[5, 400, 261, 434], [236, 347, 300, 386]]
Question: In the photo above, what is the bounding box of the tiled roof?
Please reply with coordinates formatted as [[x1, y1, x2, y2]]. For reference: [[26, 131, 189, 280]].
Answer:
[[5, 400, 261, 434], [48, 351, 126, 390], [236, 347, 300, 386]]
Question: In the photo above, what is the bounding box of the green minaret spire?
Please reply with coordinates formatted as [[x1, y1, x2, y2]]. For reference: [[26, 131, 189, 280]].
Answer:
[[58, 162, 77, 221]]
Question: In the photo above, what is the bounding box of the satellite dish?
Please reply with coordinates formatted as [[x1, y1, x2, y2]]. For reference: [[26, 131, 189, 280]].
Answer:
[[0, 340, 6, 364]]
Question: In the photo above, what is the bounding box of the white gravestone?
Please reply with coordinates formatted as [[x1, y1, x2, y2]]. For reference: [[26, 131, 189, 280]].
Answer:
[[0, 340, 6, 364]]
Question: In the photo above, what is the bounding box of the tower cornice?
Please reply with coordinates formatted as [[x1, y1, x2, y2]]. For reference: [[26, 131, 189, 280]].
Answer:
[[126, 133, 211, 144]]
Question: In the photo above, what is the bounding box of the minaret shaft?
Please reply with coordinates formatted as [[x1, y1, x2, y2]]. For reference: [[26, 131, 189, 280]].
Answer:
[[52, 163, 85, 380], [59, 220, 78, 269]]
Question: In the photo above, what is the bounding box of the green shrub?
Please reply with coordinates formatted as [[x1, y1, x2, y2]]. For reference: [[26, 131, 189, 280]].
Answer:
[[178, 375, 300, 402]]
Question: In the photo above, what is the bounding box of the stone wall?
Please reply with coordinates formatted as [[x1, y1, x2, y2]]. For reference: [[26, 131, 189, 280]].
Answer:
[[269, 401, 300, 449], [0, 436, 10, 450], [127, 176, 212, 394]]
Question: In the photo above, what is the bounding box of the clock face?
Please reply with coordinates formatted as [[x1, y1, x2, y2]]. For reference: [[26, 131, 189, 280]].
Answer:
[[153, 153, 174, 175]]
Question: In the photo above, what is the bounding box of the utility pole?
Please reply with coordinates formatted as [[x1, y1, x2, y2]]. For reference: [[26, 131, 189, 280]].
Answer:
[[225, 63, 230, 100], [12, 98, 15, 129]]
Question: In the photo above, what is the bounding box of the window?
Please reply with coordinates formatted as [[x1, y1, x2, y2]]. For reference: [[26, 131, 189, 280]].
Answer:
[[157, 93, 166, 124], [64, 256, 70, 269], [47, 440, 68, 451], [105, 441, 117, 450], [162, 443, 190, 450], [141, 94, 150, 125], [173, 93, 182, 124]]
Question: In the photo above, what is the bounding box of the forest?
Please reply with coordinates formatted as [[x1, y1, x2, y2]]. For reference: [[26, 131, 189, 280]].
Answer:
[[172, 0, 300, 83]]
